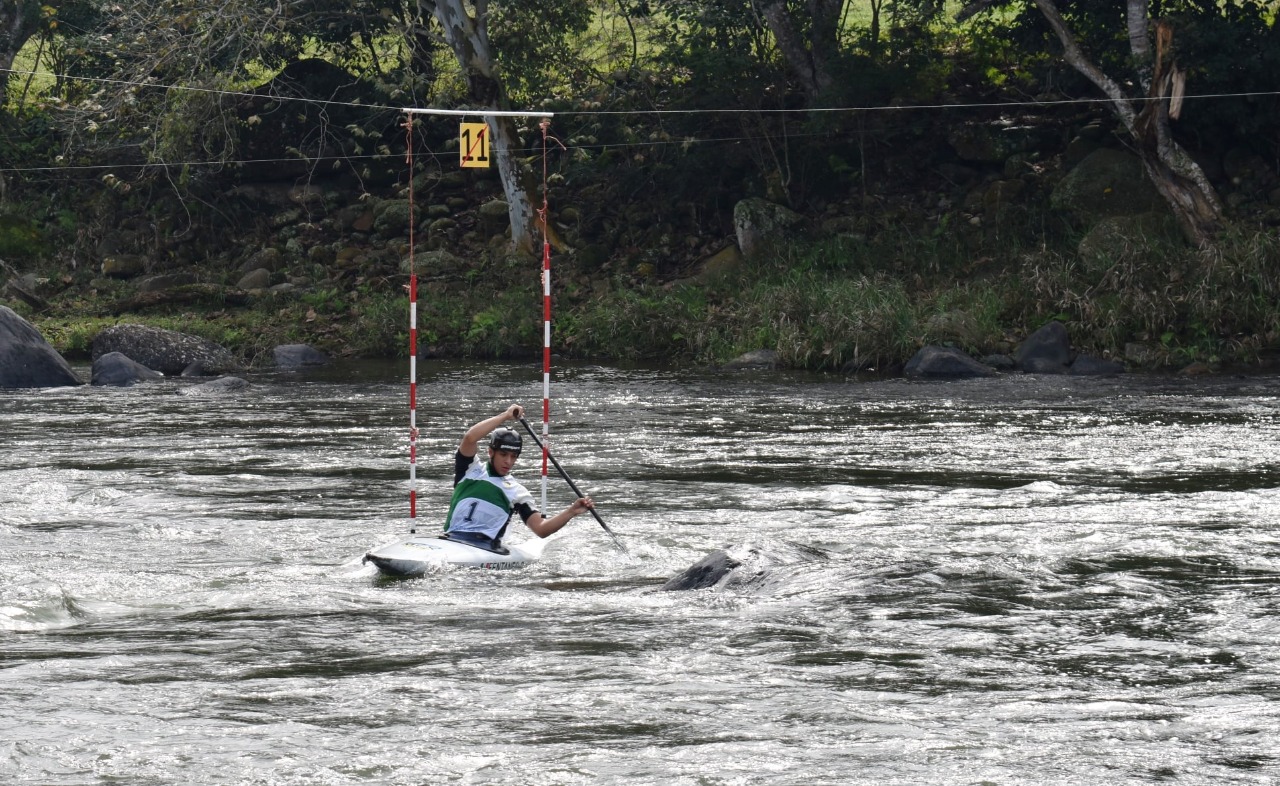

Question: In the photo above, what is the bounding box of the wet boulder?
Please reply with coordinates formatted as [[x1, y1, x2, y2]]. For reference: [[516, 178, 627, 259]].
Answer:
[[980, 353, 1016, 371], [904, 346, 998, 379], [1070, 354, 1126, 376], [661, 541, 828, 592], [178, 376, 251, 396], [662, 550, 742, 591], [92, 324, 240, 376], [1015, 321, 1071, 374], [91, 351, 164, 387], [273, 343, 328, 368], [0, 306, 83, 388]]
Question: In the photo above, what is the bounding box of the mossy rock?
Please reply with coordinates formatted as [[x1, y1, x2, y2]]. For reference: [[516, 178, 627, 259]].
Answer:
[[1051, 149, 1166, 221], [1078, 212, 1183, 269], [402, 248, 466, 275], [373, 200, 419, 237], [101, 255, 146, 279], [0, 214, 44, 258]]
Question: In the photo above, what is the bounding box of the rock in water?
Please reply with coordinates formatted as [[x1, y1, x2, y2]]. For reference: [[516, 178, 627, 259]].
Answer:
[[1015, 320, 1071, 373], [92, 323, 240, 376], [91, 351, 164, 387], [273, 343, 328, 368], [904, 346, 998, 379], [661, 550, 743, 591], [661, 541, 829, 592], [178, 376, 251, 396], [0, 306, 82, 389]]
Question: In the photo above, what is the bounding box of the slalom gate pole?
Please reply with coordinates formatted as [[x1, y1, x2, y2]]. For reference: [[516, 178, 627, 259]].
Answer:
[[404, 115, 418, 525], [540, 120, 552, 515], [396, 106, 557, 526]]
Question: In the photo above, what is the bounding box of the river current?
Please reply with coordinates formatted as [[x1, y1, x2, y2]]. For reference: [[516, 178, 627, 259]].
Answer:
[[2, 362, 1278, 785]]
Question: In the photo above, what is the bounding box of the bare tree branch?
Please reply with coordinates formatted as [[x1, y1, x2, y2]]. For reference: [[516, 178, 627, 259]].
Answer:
[[1030, 0, 1221, 245]]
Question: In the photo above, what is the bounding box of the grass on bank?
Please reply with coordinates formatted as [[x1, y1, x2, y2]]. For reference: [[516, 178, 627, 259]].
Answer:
[[17, 225, 1280, 372], [557, 226, 1280, 370]]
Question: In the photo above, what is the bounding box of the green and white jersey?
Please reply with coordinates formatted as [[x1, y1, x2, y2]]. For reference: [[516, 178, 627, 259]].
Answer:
[[445, 452, 536, 540]]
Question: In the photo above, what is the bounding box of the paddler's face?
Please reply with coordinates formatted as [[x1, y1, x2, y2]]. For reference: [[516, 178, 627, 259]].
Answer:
[[489, 447, 519, 476]]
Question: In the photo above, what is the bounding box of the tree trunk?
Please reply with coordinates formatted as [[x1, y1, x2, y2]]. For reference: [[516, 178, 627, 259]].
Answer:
[[418, 0, 537, 252], [1031, 0, 1222, 246], [405, 4, 438, 87], [753, 0, 843, 103], [0, 1, 41, 111]]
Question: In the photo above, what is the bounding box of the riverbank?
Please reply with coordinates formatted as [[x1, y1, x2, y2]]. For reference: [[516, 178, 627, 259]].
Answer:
[[12, 222, 1280, 378], [6, 97, 1280, 374]]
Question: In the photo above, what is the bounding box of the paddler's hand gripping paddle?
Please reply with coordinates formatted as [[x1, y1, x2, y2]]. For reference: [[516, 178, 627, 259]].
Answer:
[[518, 417, 627, 554]]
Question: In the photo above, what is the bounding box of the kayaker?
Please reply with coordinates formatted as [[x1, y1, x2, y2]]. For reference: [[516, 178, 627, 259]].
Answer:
[[443, 404, 594, 553]]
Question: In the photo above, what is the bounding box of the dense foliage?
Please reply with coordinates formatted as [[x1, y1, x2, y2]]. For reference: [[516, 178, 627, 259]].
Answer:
[[2, 0, 1279, 370]]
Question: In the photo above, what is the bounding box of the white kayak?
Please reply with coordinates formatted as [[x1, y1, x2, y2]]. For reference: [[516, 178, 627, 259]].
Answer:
[[362, 532, 550, 576]]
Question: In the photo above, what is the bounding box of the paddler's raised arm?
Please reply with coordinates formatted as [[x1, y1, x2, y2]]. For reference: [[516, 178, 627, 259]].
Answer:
[[524, 496, 595, 538], [458, 404, 524, 457]]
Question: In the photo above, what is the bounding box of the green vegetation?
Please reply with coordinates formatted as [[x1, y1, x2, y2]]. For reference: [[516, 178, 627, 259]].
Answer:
[[549, 228, 1280, 371], [3, 0, 1280, 373], [12, 218, 1280, 372]]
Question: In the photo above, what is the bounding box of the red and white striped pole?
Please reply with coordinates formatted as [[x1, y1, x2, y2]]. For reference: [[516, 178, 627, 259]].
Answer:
[[409, 272, 418, 522], [539, 119, 552, 514], [541, 235, 551, 512], [396, 107, 557, 527], [405, 115, 418, 524]]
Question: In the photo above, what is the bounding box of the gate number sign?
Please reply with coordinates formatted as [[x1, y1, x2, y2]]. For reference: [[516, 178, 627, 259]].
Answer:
[[460, 122, 489, 168]]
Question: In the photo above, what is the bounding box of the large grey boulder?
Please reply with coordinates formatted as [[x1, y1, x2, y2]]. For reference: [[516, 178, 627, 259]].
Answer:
[[904, 346, 998, 379], [1015, 321, 1071, 374], [0, 306, 82, 388], [1050, 148, 1166, 221], [91, 351, 164, 387], [91, 324, 240, 376], [273, 343, 328, 368], [733, 198, 805, 260]]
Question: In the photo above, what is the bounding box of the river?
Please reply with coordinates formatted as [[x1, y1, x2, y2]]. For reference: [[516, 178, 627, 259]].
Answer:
[[2, 362, 1278, 784]]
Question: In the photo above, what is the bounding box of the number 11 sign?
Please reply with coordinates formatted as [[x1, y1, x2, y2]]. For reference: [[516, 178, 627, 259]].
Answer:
[[460, 122, 489, 168]]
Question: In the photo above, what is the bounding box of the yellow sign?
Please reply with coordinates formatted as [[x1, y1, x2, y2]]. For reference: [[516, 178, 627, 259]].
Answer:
[[460, 122, 489, 168]]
